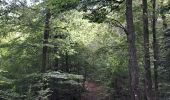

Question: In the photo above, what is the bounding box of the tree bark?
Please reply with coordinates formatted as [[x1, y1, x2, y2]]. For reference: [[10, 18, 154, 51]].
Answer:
[[65, 51, 69, 72], [54, 47, 59, 71], [125, 0, 141, 100], [160, 1, 167, 30], [41, 9, 51, 73], [152, 0, 159, 99], [161, 14, 167, 30], [142, 0, 154, 99]]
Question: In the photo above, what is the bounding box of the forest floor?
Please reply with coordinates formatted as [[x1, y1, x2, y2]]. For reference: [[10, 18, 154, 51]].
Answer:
[[81, 81, 170, 100], [81, 81, 106, 100]]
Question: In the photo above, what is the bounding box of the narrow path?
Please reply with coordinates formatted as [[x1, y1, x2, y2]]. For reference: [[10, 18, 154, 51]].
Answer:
[[81, 81, 104, 100]]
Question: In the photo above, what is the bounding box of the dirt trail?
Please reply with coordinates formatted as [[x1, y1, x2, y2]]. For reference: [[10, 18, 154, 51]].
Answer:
[[81, 81, 104, 100]]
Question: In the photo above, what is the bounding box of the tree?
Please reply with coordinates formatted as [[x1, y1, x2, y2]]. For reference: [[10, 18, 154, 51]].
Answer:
[[160, 0, 169, 30], [42, 8, 51, 73], [142, 0, 154, 99], [152, 0, 159, 98], [125, 0, 141, 100]]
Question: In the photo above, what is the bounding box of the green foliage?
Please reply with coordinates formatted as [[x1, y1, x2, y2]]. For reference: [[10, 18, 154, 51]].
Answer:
[[80, 0, 124, 23], [0, 71, 83, 100], [1, 0, 170, 99], [160, 1, 170, 14]]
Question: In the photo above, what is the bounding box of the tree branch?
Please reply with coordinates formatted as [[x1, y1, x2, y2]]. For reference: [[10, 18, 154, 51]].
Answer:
[[106, 18, 128, 35]]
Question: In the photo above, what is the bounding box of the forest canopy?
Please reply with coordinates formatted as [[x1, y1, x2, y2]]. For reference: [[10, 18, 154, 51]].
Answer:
[[0, 0, 170, 100]]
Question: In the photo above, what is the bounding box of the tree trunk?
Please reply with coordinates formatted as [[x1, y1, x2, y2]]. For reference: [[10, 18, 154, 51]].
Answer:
[[125, 0, 141, 100], [152, 0, 159, 99], [161, 14, 167, 30], [41, 9, 51, 73], [160, 1, 167, 30], [142, 0, 154, 99], [54, 47, 59, 71], [65, 51, 69, 72]]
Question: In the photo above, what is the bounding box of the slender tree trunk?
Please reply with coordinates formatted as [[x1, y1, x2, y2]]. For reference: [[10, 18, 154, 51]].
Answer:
[[54, 47, 59, 71], [65, 51, 69, 72], [41, 9, 51, 73], [125, 0, 141, 100], [161, 5, 167, 30], [161, 0, 167, 30], [161, 14, 167, 30], [142, 0, 154, 99], [152, 0, 159, 99]]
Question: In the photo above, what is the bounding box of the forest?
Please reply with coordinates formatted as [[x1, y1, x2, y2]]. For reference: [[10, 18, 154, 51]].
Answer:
[[0, 0, 170, 100]]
